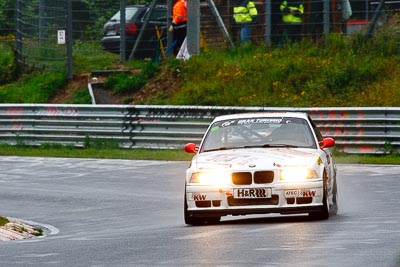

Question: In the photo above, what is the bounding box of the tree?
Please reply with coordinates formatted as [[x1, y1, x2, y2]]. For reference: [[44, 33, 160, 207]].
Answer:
[[0, 0, 16, 35]]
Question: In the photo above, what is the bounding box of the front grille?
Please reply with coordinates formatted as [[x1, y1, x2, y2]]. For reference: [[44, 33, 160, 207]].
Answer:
[[195, 201, 211, 208], [296, 197, 313, 204], [254, 171, 274, 183], [232, 172, 252, 185], [232, 171, 274, 185], [212, 200, 221, 207], [228, 195, 279, 206], [286, 197, 314, 205], [287, 198, 295, 204], [195, 200, 221, 208]]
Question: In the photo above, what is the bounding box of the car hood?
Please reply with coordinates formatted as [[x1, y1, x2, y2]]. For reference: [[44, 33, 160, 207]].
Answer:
[[190, 148, 322, 171]]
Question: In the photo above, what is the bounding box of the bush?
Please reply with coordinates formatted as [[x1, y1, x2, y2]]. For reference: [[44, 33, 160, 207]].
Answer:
[[0, 42, 18, 85]]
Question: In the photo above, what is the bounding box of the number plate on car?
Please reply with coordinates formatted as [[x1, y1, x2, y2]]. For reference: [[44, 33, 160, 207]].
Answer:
[[284, 189, 317, 198], [233, 188, 271, 199]]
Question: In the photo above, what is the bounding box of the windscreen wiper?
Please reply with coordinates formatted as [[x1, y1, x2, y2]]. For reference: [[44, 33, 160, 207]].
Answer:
[[242, 144, 299, 148], [203, 147, 229, 152], [265, 143, 299, 148]]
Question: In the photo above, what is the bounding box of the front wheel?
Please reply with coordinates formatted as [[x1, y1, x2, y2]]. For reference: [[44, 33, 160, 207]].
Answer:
[[184, 195, 202, 225], [329, 176, 339, 216], [309, 174, 330, 220], [184, 193, 221, 225]]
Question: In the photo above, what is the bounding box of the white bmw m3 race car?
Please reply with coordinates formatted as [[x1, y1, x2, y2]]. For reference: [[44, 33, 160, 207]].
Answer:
[[184, 112, 338, 225]]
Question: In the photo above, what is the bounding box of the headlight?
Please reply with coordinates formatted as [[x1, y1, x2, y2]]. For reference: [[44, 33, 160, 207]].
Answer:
[[280, 167, 318, 182], [190, 171, 231, 185]]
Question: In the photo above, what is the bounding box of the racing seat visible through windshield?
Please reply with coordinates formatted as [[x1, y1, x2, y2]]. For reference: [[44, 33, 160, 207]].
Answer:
[[267, 123, 310, 146]]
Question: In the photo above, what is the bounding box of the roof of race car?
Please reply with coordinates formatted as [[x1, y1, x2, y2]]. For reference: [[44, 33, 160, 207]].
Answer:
[[211, 112, 309, 123]]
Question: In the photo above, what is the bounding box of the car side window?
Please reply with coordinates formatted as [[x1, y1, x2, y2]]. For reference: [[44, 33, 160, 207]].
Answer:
[[143, 7, 167, 23], [309, 116, 324, 142], [126, 8, 139, 20], [150, 9, 167, 21]]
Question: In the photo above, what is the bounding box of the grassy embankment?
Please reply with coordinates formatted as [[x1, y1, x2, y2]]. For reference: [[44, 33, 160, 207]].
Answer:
[[1, 27, 400, 163]]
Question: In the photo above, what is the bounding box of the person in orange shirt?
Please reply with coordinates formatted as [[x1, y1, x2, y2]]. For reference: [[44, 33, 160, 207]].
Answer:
[[169, 0, 187, 55]]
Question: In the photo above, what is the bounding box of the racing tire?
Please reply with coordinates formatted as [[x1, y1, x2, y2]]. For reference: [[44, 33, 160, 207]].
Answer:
[[184, 192, 206, 225], [309, 173, 330, 220], [184, 193, 221, 225], [330, 176, 339, 216], [202, 216, 221, 225]]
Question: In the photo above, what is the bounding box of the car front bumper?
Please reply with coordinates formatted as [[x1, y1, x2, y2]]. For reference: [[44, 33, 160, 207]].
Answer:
[[186, 180, 324, 217]]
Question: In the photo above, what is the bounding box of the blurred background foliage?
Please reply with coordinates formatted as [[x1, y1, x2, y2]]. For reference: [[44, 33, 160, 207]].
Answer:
[[145, 28, 400, 107], [1, 25, 400, 106], [0, 0, 400, 107]]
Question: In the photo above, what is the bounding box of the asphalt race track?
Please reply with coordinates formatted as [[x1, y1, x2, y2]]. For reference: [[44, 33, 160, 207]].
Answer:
[[0, 156, 399, 267]]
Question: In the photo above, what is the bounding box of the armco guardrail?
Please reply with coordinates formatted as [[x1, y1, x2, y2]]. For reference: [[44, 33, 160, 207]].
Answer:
[[0, 104, 399, 154]]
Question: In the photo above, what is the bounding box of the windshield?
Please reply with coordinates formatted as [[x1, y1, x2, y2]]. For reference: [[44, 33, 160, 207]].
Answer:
[[200, 117, 317, 152]]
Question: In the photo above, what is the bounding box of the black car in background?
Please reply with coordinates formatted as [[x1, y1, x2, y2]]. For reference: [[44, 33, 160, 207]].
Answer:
[[101, 4, 168, 59]]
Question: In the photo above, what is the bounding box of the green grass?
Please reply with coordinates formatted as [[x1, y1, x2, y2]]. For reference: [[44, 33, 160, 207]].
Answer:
[[151, 33, 400, 107], [0, 216, 9, 226], [104, 62, 159, 94], [0, 144, 399, 164], [0, 71, 66, 103], [2, 27, 400, 106], [72, 41, 145, 73], [334, 154, 400, 165], [0, 41, 150, 103], [1, 23, 400, 164], [0, 144, 194, 161]]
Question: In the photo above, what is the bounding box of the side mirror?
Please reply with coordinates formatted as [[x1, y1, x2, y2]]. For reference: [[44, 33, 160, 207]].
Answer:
[[184, 143, 199, 153], [319, 137, 335, 149]]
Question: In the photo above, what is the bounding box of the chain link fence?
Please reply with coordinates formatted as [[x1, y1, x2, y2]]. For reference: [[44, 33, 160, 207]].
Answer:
[[0, 0, 398, 74], [11, 0, 134, 72]]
